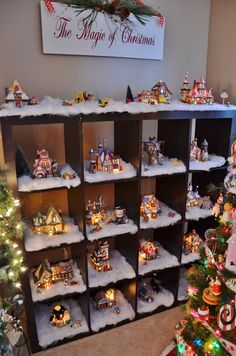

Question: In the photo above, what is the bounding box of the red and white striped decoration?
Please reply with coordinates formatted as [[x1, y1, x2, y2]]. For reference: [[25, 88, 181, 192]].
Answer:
[[44, 0, 55, 13], [217, 302, 236, 331], [159, 15, 165, 28]]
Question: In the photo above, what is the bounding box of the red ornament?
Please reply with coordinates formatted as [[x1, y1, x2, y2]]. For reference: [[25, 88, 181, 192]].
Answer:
[[44, 0, 55, 14], [197, 306, 209, 321]]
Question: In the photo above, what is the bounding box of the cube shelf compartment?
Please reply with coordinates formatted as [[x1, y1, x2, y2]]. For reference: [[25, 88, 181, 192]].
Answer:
[[1, 107, 235, 353]]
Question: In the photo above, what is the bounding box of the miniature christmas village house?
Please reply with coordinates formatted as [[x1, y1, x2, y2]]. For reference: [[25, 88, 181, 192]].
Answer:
[[86, 195, 106, 232], [225, 233, 236, 274], [90, 241, 112, 272], [50, 305, 71, 327], [136, 90, 158, 105], [5, 80, 30, 107], [32, 260, 73, 290], [33, 206, 64, 236], [143, 137, 164, 166], [181, 73, 214, 105], [138, 275, 159, 303], [182, 230, 201, 255], [140, 195, 161, 222], [152, 80, 172, 104], [94, 288, 116, 310], [190, 138, 209, 162], [89, 139, 122, 174], [186, 184, 212, 210], [32, 149, 60, 178], [139, 239, 159, 261]]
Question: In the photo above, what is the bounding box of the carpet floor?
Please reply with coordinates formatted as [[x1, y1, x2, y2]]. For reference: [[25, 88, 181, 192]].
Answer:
[[30, 306, 184, 356]]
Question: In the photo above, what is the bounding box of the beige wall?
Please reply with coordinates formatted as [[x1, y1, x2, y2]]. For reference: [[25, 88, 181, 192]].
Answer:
[[207, 0, 236, 103], [0, 0, 210, 102]]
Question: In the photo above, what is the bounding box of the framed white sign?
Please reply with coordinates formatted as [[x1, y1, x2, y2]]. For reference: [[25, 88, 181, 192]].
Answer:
[[40, 1, 165, 60]]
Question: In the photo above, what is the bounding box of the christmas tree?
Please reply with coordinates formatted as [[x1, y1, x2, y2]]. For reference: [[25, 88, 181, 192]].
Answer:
[[174, 142, 236, 356]]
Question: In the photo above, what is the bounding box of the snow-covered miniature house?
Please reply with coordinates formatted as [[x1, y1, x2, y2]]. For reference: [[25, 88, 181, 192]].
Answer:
[[89, 139, 122, 174], [5, 80, 30, 105], [225, 234, 236, 274], [33, 206, 64, 235], [186, 184, 212, 210], [152, 80, 172, 104], [94, 289, 116, 310], [32, 149, 60, 178], [140, 194, 161, 222], [86, 195, 107, 232], [190, 138, 209, 162], [50, 305, 71, 327], [143, 137, 164, 166], [90, 241, 112, 272], [181, 74, 214, 105], [182, 230, 201, 255], [139, 239, 159, 261]]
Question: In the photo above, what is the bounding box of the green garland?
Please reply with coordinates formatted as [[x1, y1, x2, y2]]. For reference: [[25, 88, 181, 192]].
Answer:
[[58, 0, 162, 26]]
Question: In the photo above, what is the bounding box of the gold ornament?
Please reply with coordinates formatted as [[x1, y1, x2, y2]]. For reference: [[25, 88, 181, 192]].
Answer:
[[224, 203, 233, 211]]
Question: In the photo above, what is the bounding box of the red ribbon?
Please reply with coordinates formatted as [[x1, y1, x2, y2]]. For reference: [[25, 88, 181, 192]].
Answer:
[[44, 0, 55, 13]]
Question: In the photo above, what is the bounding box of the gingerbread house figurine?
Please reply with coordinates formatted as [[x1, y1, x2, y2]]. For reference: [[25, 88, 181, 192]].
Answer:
[[139, 239, 159, 261], [152, 80, 172, 104], [225, 233, 236, 274], [32, 149, 60, 178], [90, 240, 112, 272], [5, 80, 30, 106]]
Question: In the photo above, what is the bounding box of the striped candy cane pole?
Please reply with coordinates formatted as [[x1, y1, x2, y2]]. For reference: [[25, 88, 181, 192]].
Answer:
[[217, 300, 236, 331]]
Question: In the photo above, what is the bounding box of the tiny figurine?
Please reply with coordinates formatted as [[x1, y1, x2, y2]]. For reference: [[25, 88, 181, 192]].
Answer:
[[220, 89, 229, 105], [113, 206, 129, 225], [126, 85, 134, 103], [202, 277, 222, 305], [152, 80, 172, 104], [98, 98, 109, 107], [90, 240, 112, 272], [62, 99, 73, 106], [94, 288, 116, 310], [33, 205, 64, 235], [181, 74, 214, 105], [32, 259, 74, 290], [140, 194, 161, 222], [89, 139, 122, 174], [32, 149, 60, 178], [139, 239, 159, 261], [50, 304, 71, 327], [190, 138, 209, 162], [182, 230, 201, 255], [28, 96, 39, 105], [86, 195, 107, 233], [5, 80, 30, 107], [74, 90, 95, 103], [62, 171, 76, 180], [143, 137, 164, 166]]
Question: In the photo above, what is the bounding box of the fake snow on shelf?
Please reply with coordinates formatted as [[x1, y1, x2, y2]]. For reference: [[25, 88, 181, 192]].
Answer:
[[17, 164, 81, 192], [90, 289, 135, 332], [139, 243, 180, 276], [86, 210, 138, 241], [88, 250, 135, 288], [142, 158, 186, 177], [177, 268, 188, 302], [24, 217, 84, 252], [30, 260, 86, 302], [137, 286, 174, 314], [185, 207, 212, 221], [1, 97, 236, 118], [189, 154, 226, 171], [84, 159, 137, 183], [181, 244, 203, 265], [140, 202, 181, 230], [35, 298, 89, 348]]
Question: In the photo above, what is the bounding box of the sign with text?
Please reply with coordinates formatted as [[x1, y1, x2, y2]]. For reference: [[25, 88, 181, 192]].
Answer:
[[40, 1, 165, 60]]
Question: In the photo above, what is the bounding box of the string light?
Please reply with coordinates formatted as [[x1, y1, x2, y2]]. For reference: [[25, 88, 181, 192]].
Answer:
[[15, 282, 21, 288]]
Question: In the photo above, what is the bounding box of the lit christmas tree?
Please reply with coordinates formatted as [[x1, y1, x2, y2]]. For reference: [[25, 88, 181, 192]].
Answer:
[[174, 142, 236, 356]]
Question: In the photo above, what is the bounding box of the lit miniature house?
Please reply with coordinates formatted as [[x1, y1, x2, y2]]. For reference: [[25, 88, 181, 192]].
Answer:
[[140, 195, 161, 222], [86, 195, 107, 232], [189, 138, 209, 162], [181, 74, 214, 105], [89, 139, 122, 174], [90, 241, 112, 272], [137, 91, 158, 105], [143, 137, 164, 166], [139, 239, 159, 261], [32, 149, 60, 178], [138, 283, 154, 303], [186, 184, 212, 210], [94, 288, 116, 310], [225, 233, 236, 274], [33, 206, 64, 235], [182, 230, 201, 255], [152, 80, 172, 104], [32, 260, 73, 290], [5, 80, 30, 107], [50, 305, 71, 327]]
